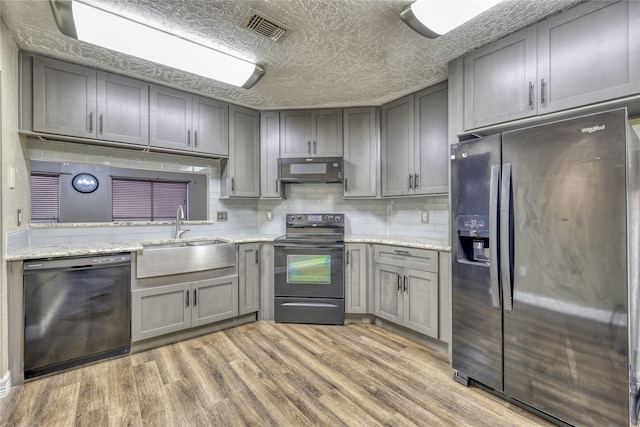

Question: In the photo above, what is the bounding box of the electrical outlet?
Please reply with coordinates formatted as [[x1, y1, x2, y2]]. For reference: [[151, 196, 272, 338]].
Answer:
[[217, 211, 228, 222], [266, 210, 273, 221], [421, 210, 429, 223]]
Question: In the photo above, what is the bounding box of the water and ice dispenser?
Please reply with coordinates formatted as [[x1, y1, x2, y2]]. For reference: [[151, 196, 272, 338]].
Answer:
[[456, 215, 490, 264]]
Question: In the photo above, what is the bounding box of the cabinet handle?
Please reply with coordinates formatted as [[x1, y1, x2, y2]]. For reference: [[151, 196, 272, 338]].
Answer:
[[186, 290, 189, 308], [346, 250, 350, 265], [528, 81, 534, 107], [231, 177, 235, 193], [99, 114, 103, 134], [409, 174, 413, 190], [344, 178, 348, 193], [394, 250, 411, 256], [414, 174, 419, 189], [88, 112, 93, 133], [404, 275, 408, 292], [275, 180, 279, 194], [194, 289, 197, 306], [313, 141, 317, 154], [308, 141, 311, 154], [540, 79, 546, 104], [194, 130, 198, 147], [187, 130, 191, 146], [255, 249, 259, 264], [397, 275, 402, 291]]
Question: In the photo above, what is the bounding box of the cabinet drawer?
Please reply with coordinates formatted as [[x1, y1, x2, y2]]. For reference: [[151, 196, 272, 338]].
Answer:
[[373, 245, 438, 272]]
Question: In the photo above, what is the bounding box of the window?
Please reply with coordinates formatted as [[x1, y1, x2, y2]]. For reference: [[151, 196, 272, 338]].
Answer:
[[112, 178, 188, 221], [30, 174, 60, 223]]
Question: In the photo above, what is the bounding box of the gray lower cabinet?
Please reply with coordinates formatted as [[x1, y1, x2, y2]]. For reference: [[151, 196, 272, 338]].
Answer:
[[345, 243, 368, 313], [343, 107, 379, 198], [223, 105, 260, 197], [463, 0, 640, 130], [373, 245, 439, 339], [32, 55, 149, 144], [238, 243, 260, 315], [150, 85, 228, 156], [132, 276, 238, 342], [260, 111, 284, 198]]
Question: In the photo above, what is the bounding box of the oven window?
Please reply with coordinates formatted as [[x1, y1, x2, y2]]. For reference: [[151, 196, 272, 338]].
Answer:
[[287, 255, 331, 284]]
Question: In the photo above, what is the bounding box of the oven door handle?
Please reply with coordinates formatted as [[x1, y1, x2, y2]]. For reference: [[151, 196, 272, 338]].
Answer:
[[274, 242, 344, 249]]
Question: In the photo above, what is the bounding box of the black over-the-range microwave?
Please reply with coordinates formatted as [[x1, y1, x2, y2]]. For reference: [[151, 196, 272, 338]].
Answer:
[[278, 157, 343, 183]]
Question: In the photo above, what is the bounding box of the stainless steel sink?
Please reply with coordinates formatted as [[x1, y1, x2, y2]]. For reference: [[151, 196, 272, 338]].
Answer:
[[137, 239, 234, 278]]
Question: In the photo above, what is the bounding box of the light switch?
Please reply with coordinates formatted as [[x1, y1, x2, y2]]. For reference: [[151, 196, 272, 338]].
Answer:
[[421, 211, 429, 223], [8, 167, 15, 189]]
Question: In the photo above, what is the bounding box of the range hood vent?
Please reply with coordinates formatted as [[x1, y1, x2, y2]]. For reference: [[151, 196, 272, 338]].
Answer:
[[241, 8, 291, 42]]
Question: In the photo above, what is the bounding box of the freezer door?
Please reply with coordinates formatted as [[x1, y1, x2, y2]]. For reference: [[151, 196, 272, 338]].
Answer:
[[501, 109, 629, 426], [451, 135, 503, 391]]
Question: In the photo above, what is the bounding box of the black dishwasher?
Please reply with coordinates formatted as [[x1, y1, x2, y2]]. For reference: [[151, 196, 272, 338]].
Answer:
[[23, 254, 131, 379]]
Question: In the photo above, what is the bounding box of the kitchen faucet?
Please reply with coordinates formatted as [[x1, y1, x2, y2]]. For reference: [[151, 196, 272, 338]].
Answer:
[[175, 205, 189, 239]]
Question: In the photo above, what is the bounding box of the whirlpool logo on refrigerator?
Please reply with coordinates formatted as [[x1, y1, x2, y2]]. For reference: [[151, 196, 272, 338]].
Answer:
[[581, 124, 606, 134]]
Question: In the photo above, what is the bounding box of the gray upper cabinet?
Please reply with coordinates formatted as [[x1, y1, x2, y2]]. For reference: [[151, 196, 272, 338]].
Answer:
[[463, 1, 640, 130], [224, 105, 260, 198], [414, 82, 448, 195], [97, 72, 149, 145], [463, 26, 537, 130], [33, 56, 98, 139], [260, 111, 284, 198], [537, 1, 640, 115], [33, 56, 149, 145], [381, 95, 414, 197], [343, 107, 379, 198], [150, 85, 228, 156], [382, 85, 448, 197], [280, 109, 343, 157]]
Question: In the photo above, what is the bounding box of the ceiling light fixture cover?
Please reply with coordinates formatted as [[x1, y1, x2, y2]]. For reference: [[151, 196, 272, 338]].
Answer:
[[401, 0, 502, 38], [49, 0, 264, 89]]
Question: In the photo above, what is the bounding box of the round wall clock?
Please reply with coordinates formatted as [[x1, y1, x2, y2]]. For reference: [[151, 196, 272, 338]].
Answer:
[[72, 173, 99, 193]]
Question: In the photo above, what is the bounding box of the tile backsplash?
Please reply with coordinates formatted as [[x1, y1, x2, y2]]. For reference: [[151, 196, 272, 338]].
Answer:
[[20, 139, 450, 247]]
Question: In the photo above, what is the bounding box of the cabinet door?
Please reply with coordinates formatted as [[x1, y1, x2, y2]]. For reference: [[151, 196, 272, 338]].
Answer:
[[132, 283, 190, 342], [150, 85, 192, 151], [193, 96, 228, 155], [311, 109, 343, 156], [192, 276, 239, 327], [381, 95, 414, 196], [343, 107, 379, 198], [228, 105, 260, 197], [260, 111, 283, 198], [32, 56, 97, 138], [280, 110, 311, 157], [464, 26, 537, 130], [345, 244, 368, 314], [537, 1, 640, 114], [414, 83, 448, 195], [97, 72, 149, 145], [438, 252, 451, 347], [374, 263, 403, 324], [238, 243, 260, 315], [403, 268, 439, 339]]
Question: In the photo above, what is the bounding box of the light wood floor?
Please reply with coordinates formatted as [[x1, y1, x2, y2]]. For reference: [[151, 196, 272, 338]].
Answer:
[[1, 321, 552, 426]]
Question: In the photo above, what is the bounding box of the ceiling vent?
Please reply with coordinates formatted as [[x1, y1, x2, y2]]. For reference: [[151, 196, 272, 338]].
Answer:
[[241, 8, 291, 42]]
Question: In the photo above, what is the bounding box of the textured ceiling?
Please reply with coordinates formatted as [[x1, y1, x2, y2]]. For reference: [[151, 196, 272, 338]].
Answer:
[[1, 0, 584, 109]]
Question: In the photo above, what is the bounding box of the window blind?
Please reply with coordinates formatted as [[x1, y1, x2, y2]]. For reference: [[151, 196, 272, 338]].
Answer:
[[30, 174, 60, 223], [112, 178, 188, 221]]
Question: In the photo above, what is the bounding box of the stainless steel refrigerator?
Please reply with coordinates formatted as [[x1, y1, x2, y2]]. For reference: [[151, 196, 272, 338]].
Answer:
[[451, 108, 640, 426]]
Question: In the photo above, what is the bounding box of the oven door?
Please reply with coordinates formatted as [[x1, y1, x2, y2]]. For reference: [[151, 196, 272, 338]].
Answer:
[[274, 243, 344, 298]]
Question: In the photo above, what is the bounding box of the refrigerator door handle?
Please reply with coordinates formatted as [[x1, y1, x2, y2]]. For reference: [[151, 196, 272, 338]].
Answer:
[[500, 163, 513, 311], [489, 164, 501, 309]]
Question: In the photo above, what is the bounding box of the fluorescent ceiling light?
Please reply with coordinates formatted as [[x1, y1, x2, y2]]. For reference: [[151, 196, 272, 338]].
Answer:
[[401, 0, 502, 38], [49, 0, 264, 89]]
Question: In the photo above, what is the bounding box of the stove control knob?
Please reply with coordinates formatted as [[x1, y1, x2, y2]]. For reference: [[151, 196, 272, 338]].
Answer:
[[297, 215, 303, 221], [287, 215, 294, 223], [335, 215, 342, 222], [328, 215, 334, 222]]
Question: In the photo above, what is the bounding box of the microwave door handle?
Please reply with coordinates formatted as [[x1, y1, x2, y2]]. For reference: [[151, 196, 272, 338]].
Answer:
[[489, 164, 501, 309]]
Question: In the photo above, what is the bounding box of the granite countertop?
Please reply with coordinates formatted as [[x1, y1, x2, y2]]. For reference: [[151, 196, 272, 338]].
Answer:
[[6, 234, 449, 261]]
